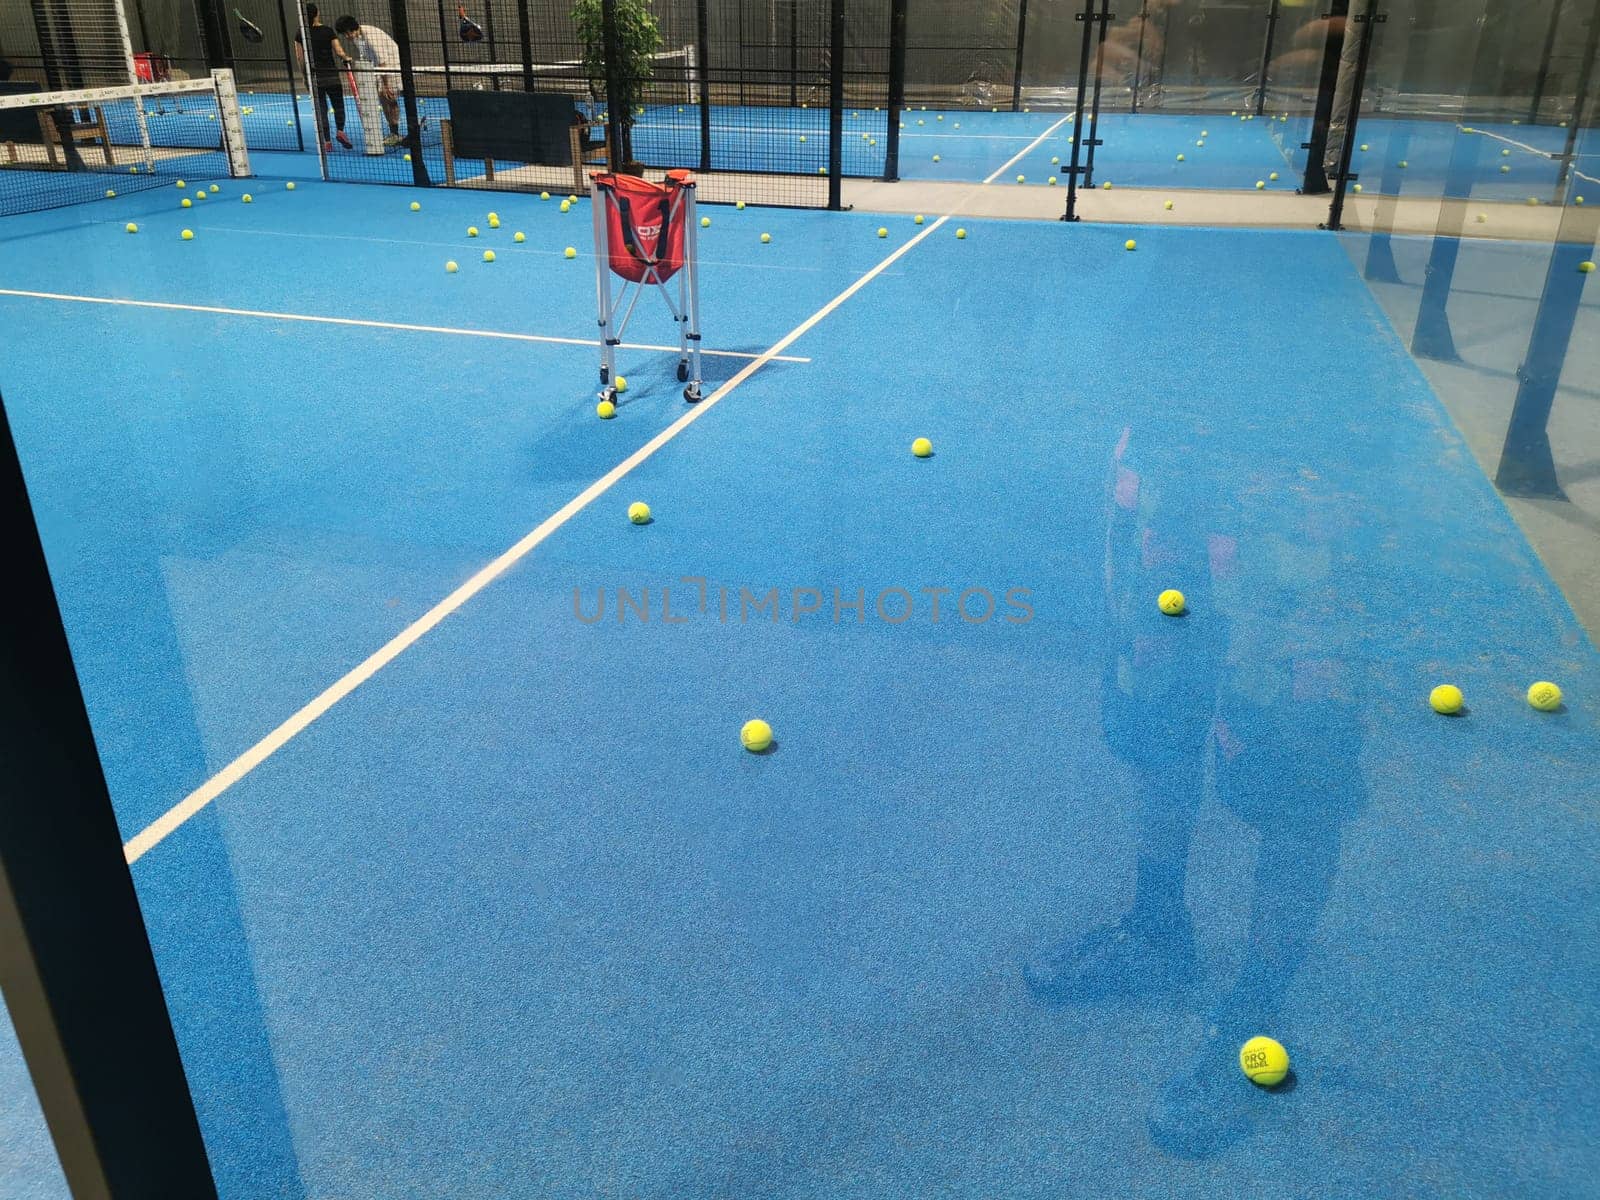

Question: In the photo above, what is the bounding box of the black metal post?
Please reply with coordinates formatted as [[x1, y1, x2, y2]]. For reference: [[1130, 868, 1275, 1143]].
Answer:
[[1083, 0, 1112, 187], [827, 0, 844, 209], [696, 0, 711, 172], [1062, 0, 1098, 221], [0, 392, 219, 1200], [1299, 0, 1350, 196], [1323, 0, 1383, 232], [192, 0, 231, 71], [601, 0, 627, 171], [1254, 0, 1281, 116], [1129, 0, 1149, 114], [1553, 0, 1599, 198], [274, 0, 305, 151], [1529, 0, 1567, 124], [1011, 0, 1030, 111], [884, 0, 907, 181], [516, 0, 535, 93], [391, 0, 431, 184], [789, 0, 799, 106], [434, 0, 454, 93]]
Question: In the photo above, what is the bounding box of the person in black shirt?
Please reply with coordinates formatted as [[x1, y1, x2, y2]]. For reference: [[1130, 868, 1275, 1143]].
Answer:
[[295, 4, 355, 151]]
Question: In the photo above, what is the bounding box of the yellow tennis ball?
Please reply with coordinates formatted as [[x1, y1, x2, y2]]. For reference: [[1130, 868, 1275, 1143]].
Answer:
[[1476, 213, 1487, 222], [1578, 261, 1596, 273], [1527, 681, 1563, 711], [243, 193, 253, 203], [445, 260, 459, 273], [1048, 176, 1057, 185], [1398, 160, 1408, 168], [701, 216, 711, 227], [1503, 149, 1512, 156], [1527, 197, 1540, 206], [1256, 180, 1266, 189], [740, 719, 773, 752], [467, 226, 479, 237], [210, 184, 219, 193], [181, 198, 192, 208], [1125, 239, 1137, 251], [176, 179, 186, 189], [195, 190, 207, 200], [482, 250, 495, 263], [1197, 140, 1205, 147], [514, 231, 526, 243], [568, 195, 578, 204], [914, 214, 924, 224], [799, 135, 807, 142], [936, 114, 943, 121], [1239, 1037, 1289, 1087], [933, 154, 941, 162], [564, 246, 577, 259], [286, 182, 296, 190], [410, 201, 420, 211], [125, 223, 138, 233], [541, 191, 551, 200], [1051, 156, 1060, 165], [1103, 181, 1112, 190], [761, 232, 772, 243], [1500, 165, 1511, 174], [1270, 172, 1279, 180], [181, 229, 194, 240], [955, 228, 966, 239], [877, 227, 888, 238], [1176, 153, 1185, 162], [627, 501, 650, 524], [1354, 184, 1364, 193], [1157, 589, 1185, 615], [488, 210, 499, 222], [596, 400, 616, 419], [105, 188, 116, 197], [1430, 684, 1464, 715], [911, 437, 933, 458], [1016, 174, 1025, 183], [560, 201, 571, 212], [1360, 143, 1368, 151], [615, 376, 628, 393], [736, 201, 746, 209], [1164, 200, 1174, 210]]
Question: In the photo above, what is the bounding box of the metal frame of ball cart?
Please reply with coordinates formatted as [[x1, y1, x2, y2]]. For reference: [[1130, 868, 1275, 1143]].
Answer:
[[589, 170, 705, 405]]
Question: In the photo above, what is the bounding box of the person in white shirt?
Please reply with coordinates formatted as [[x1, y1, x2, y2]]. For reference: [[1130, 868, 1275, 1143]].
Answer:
[[335, 15, 403, 146]]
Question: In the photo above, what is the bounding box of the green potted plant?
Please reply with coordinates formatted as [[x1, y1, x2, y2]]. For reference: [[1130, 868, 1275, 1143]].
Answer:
[[572, 0, 662, 174]]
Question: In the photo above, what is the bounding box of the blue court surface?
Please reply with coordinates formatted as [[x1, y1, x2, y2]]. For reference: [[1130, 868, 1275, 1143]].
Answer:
[[3, 178, 1599, 1197]]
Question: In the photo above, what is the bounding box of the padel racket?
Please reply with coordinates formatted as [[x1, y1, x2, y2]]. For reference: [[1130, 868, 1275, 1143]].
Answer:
[[458, 5, 485, 42], [234, 8, 265, 44]]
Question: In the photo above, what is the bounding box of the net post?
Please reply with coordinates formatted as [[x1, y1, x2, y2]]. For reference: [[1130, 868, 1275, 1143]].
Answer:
[[210, 68, 252, 177], [696, 0, 711, 173], [0, 389, 219, 1200], [827, 0, 843, 210], [390, 0, 431, 185], [884, 0, 906, 182], [1011, 0, 1029, 112], [1082, 0, 1112, 188], [1299, 0, 1350, 197]]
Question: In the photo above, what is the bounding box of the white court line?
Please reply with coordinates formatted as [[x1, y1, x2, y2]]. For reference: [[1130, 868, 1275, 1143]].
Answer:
[[0, 290, 809, 364], [119, 121, 1068, 865], [120, 209, 954, 864]]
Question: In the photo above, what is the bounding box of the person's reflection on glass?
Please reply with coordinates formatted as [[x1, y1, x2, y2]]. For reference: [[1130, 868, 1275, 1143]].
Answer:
[[1023, 426, 1367, 1160]]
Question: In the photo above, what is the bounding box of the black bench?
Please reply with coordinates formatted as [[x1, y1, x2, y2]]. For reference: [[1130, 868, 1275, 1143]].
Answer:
[[441, 89, 608, 192]]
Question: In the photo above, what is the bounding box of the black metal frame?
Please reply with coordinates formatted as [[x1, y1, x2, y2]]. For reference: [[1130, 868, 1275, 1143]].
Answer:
[[1323, 0, 1384, 232], [1062, 0, 1111, 222], [1299, 0, 1350, 197], [826, 0, 844, 210], [0, 392, 218, 1198]]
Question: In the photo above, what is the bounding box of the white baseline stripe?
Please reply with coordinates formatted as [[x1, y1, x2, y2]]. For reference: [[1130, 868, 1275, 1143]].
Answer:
[[120, 211, 951, 864], [0, 289, 810, 364]]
